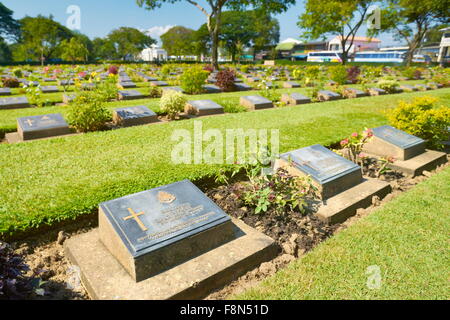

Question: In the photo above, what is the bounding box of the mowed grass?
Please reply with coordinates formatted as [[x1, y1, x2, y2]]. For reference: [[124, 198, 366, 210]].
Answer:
[[235, 166, 450, 300], [0, 89, 449, 237], [0, 79, 427, 136]]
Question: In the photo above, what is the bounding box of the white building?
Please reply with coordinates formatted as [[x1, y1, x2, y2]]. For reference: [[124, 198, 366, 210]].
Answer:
[[140, 45, 168, 62], [438, 27, 450, 66], [328, 36, 381, 55]]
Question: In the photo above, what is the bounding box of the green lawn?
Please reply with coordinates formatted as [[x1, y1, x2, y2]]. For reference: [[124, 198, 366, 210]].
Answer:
[[235, 166, 450, 300], [0, 89, 449, 237]]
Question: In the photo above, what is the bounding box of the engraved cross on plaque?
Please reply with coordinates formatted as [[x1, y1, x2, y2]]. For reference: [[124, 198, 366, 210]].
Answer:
[[123, 208, 148, 232], [26, 119, 34, 126]]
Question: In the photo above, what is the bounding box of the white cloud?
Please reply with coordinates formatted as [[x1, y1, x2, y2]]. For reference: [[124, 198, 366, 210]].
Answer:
[[142, 25, 174, 44]]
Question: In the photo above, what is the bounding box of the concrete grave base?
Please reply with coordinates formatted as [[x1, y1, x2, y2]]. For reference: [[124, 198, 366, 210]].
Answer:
[[64, 218, 278, 300], [316, 179, 391, 224], [386, 150, 447, 177], [5, 131, 78, 144]]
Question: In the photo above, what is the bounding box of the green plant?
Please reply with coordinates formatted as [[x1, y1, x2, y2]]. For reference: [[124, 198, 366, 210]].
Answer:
[[215, 68, 236, 92], [329, 65, 348, 85], [387, 96, 450, 149], [339, 129, 374, 165], [66, 91, 111, 132], [96, 74, 119, 102], [159, 90, 187, 120], [376, 156, 395, 178], [258, 79, 280, 102], [1, 77, 20, 88], [149, 85, 162, 98], [180, 66, 208, 94], [377, 79, 400, 94], [240, 168, 317, 215]]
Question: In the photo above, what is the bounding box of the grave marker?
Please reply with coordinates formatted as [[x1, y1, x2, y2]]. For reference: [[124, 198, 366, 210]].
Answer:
[[118, 90, 145, 100], [185, 100, 224, 116], [98, 180, 236, 281], [17, 113, 72, 140], [281, 93, 311, 105], [113, 106, 158, 127], [0, 96, 30, 109], [318, 90, 341, 101], [240, 95, 273, 110]]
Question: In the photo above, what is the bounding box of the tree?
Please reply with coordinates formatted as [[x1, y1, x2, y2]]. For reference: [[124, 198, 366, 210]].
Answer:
[[375, 0, 449, 66], [250, 9, 280, 59], [108, 27, 156, 60], [423, 24, 449, 46], [92, 37, 117, 60], [60, 37, 89, 62], [136, 0, 295, 70], [16, 15, 73, 64], [160, 26, 196, 57], [299, 0, 377, 65], [0, 2, 20, 41], [0, 39, 12, 62], [196, 10, 280, 63]]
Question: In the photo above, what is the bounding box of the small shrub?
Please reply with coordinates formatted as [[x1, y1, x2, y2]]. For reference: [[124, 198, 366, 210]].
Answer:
[[160, 90, 187, 120], [329, 65, 348, 85], [431, 72, 449, 87], [180, 66, 208, 94], [1, 77, 20, 88], [216, 68, 236, 92], [67, 91, 111, 132], [387, 96, 450, 149], [149, 85, 162, 98], [203, 64, 214, 73], [346, 66, 361, 84], [219, 99, 247, 113], [12, 68, 23, 78], [339, 129, 374, 165], [96, 75, 118, 101], [108, 65, 118, 75], [377, 79, 400, 93], [240, 65, 249, 74], [238, 168, 317, 215]]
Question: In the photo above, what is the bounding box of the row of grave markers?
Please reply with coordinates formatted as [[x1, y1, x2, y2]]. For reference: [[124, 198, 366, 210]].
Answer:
[[64, 124, 447, 300]]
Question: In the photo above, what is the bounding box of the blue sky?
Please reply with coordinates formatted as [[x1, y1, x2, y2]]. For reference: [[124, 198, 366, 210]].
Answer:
[[3, 0, 399, 46]]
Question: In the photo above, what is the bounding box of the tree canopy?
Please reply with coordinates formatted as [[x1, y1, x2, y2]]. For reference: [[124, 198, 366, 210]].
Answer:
[[108, 27, 156, 60], [160, 26, 196, 57], [0, 2, 20, 41]]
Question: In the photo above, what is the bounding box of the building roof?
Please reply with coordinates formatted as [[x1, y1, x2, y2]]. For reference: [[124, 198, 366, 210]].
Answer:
[[331, 36, 381, 43], [276, 42, 297, 51]]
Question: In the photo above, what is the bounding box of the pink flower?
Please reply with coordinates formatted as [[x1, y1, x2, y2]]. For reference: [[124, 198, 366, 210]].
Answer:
[[387, 156, 395, 163], [351, 132, 359, 138], [78, 71, 87, 78], [358, 153, 368, 159], [364, 128, 374, 138], [340, 139, 349, 146]]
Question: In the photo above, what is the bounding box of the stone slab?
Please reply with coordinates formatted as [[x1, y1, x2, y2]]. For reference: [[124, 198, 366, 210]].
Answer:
[[17, 113, 72, 141], [150, 81, 168, 87], [0, 88, 11, 96], [400, 84, 418, 92], [65, 218, 278, 300], [234, 83, 252, 91], [118, 90, 145, 100], [202, 84, 221, 94], [240, 95, 273, 110], [113, 106, 158, 127], [283, 81, 300, 88], [363, 125, 426, 161], [41, 85, 59, 93], [343, 88, 367, 99], [316, 179, 391, 224], [162, 86, 184, 94], [185, 100, 224, 116], [368, 87, 387, 96], [281, 93, 311, 106], [119, 81, 137, 88], [98, 180, 236, 282], [387, 150, 447, 177], [318, 90, 341, 101], [0, 96, 30, 109], [277, 144, 362, 200], [415, 84, 431, 91]]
